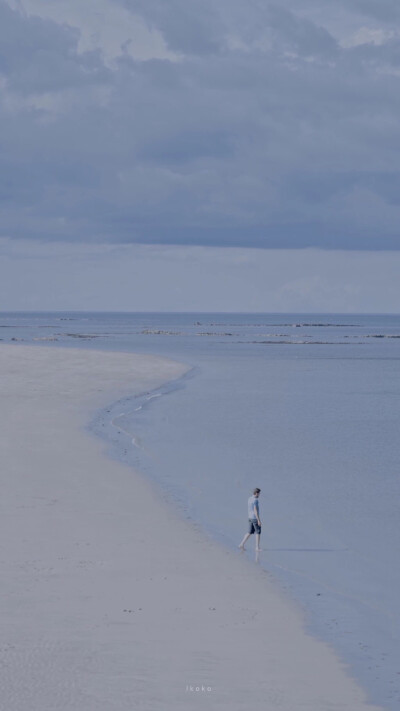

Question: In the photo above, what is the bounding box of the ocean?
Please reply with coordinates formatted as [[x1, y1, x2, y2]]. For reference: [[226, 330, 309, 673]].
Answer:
[[2, 311, 399, 709]]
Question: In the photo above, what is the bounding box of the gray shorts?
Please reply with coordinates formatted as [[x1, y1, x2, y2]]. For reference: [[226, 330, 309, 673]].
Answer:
[[248, 519, 261, 534]]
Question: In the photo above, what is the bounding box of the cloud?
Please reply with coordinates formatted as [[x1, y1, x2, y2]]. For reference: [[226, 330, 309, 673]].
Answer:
[[343, 0, 400, 23], [118, 0, 225, 55], [0, 3, 109, 93], [1, 0, 400, 249]]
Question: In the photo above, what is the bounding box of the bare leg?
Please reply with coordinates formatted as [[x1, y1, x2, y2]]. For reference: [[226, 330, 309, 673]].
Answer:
[[239, 533, 251, 550], [255, 533, 261, 551]]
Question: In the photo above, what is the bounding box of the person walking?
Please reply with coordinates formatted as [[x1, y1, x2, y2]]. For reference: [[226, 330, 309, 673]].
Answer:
[[239, 488, 262, 551]]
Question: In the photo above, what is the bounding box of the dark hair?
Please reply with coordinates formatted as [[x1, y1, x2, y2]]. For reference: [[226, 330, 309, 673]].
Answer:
[[253, 488, 261, 495]]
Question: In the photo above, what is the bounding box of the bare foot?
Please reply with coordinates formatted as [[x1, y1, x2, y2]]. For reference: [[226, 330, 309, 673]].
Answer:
[[238, 544, 246, 550], [255, 547, 262, 552]]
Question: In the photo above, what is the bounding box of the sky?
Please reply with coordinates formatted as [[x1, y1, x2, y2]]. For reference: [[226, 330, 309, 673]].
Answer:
[[1, 0, 400, 311]]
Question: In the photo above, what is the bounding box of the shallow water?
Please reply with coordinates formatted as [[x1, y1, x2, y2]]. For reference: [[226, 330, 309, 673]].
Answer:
[[2, 311, 400, 709]]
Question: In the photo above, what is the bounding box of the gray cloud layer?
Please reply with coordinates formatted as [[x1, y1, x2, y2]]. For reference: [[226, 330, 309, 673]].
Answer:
[[1, 0, 400, 248]]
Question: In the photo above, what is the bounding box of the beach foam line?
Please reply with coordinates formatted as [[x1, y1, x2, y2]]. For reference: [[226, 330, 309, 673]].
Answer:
[[0, 344, 383, 711]]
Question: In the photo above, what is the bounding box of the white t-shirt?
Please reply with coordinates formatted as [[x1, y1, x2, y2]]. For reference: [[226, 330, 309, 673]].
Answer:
[[248, 495, 259, 520]]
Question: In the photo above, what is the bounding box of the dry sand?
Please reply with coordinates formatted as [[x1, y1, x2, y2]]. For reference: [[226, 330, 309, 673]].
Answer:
[[0, 344, 382, 710]]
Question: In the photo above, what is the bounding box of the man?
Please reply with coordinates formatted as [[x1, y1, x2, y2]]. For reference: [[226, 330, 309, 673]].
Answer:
[[239, 488, 262, 552]]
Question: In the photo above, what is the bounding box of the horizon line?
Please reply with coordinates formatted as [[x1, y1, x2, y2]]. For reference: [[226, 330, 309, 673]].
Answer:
[[1, 310, 399, 316]]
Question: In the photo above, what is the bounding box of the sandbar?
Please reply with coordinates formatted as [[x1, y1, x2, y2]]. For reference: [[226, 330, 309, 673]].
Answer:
[[0, 345, 382, 710]]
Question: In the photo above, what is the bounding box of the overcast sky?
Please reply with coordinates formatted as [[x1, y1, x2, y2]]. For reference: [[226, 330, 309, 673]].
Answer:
[[1, 0, 400, 311]]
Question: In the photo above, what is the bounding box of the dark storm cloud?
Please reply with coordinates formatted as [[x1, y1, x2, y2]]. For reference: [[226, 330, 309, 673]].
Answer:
[[1, 0, 400, 248]]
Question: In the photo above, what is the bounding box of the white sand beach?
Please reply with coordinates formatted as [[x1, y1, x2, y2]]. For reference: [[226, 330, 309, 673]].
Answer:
[[0, 344, 382, 711]]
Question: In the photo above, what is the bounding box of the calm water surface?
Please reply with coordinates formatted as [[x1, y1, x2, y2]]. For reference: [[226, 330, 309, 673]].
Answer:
[[2, 312, 400, 710]]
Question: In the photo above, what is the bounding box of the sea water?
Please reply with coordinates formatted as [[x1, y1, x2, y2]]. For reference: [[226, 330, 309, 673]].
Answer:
[[2, 312, 400, 709]]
